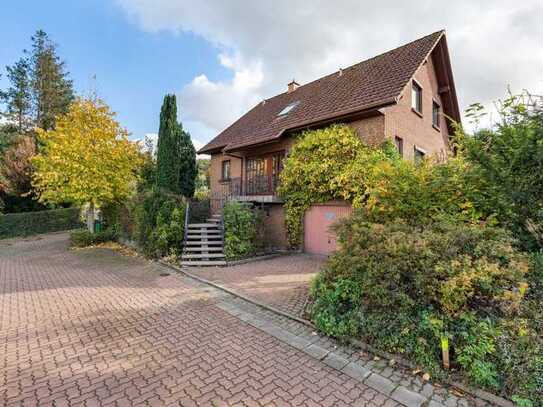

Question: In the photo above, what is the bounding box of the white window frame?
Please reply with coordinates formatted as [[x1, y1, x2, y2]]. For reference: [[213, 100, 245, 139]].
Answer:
[[411, 80, 423, 114]]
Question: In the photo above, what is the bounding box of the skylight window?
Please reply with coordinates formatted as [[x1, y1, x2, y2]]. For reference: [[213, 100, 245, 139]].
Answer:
[[277, 101, 300, 116]]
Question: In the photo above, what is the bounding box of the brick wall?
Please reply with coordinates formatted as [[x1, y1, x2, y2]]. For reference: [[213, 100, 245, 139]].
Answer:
[[260, 204, 288, 250], [348, 115, 386, 146], [383, 54, 450, 160]]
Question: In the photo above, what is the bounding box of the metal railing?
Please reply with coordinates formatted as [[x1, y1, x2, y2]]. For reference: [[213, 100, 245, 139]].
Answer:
[[183, 199, 190, 245], [220, 175, 279, 197]]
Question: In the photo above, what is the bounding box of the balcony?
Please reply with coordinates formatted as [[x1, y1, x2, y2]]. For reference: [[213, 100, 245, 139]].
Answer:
[[217, 176, 284, 204]]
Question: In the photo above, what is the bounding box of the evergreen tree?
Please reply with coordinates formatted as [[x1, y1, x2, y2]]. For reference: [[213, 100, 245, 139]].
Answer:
[[156, 94, 180, 192], [27, 30, 74, 131], [0, 58, 32, 133], [178, 127, 197, 197], [155, 94, 197, 196], [1, 30, 74, 133]]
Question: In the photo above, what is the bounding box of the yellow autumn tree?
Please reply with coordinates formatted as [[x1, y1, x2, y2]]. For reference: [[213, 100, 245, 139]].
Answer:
[[32, 98, 143, 231]]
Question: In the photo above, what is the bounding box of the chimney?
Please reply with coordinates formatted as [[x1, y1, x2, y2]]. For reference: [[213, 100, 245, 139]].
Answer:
[[287, 79, 300, 93]]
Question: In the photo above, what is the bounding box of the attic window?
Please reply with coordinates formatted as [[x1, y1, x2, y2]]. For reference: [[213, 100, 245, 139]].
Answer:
[[277, 101, 300, 116]]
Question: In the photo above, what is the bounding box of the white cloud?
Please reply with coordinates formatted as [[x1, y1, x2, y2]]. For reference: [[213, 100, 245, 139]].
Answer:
[[117, 0, 543, 136], [181, 54, 264, 132]]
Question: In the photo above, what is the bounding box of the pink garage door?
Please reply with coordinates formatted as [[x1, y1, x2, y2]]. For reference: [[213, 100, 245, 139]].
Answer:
[[304, 202, 353, 255]]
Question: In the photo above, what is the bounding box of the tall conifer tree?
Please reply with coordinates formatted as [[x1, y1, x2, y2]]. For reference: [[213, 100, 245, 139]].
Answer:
[[0, 58, 31, 133], [155, 94, 197, 196], [156, 94, 180, 192], [178, 125, 197, 197], [28, 30, 74, 131]]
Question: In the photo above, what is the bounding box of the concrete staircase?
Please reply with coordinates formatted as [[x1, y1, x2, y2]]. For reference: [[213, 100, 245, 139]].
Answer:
[[181, 214, 226, 267]]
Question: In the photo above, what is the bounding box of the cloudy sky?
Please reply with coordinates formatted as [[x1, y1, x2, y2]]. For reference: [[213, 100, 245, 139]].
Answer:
[[2, 1, 543, 146]]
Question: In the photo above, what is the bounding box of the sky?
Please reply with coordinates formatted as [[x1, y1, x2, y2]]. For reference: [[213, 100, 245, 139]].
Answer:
[[2, 1, 543, 149]]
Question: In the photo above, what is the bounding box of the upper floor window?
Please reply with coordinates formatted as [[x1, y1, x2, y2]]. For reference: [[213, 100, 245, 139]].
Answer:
[[432, 101, 441, 129], [221, 160, 231, 181], [411, 80, 422, 114], [394, 136, 403, 157], [414, 146, 426, 164]]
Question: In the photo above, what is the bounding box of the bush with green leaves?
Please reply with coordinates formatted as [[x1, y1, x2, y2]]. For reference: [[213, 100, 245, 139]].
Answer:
[[134, 189, 186, 258], [459, 92, 543, 251], [278, 124, 481, 247], [222, 201, 262, 260], [310, 214, 542, 403], [70, 227, 118, 247]]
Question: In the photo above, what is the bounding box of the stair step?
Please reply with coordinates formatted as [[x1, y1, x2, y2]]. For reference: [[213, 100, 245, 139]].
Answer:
[[181, 260, 226, 267], [182, 253, 225, 259], [187, 238, 222, 243], [187, 234, 222, 238], [188, 223, 220, 228], [185, 240, 223, 245], [183, 246, 224, 252]]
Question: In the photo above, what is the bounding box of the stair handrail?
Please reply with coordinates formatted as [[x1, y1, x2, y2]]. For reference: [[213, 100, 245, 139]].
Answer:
[[183, 199, 190, 248]]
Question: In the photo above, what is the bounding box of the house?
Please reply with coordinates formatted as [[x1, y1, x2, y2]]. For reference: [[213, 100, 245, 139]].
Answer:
[[198, 30, 460, 254]]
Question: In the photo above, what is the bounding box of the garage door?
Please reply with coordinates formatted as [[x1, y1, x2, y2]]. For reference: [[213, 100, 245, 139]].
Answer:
[[304, 202, 353, 255]]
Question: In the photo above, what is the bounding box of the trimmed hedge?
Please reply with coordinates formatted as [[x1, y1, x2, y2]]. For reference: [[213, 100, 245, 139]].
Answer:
[[70, 228, 118, 247], [0, 207, 82, 239]]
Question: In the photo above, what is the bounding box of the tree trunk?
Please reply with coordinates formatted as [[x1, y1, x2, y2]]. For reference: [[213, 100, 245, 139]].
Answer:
[[86, 203, 95, 233]]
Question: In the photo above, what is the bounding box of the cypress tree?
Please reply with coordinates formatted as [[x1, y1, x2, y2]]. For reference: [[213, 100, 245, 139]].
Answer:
[[178, 125, 197, 197], [156, 94, 180, 192], [155, 94, 197, 197]]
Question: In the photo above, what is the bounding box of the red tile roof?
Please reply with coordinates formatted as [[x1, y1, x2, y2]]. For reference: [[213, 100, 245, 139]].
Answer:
[[199, 31, 445, 154]]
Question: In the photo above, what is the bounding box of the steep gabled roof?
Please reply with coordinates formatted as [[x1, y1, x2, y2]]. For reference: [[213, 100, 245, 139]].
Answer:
[[199, 30, 455, 154]]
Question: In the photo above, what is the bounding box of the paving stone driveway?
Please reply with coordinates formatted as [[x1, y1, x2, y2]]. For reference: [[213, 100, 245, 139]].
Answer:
[[187, 254, 325, 318], [0, 233, 400, 406]]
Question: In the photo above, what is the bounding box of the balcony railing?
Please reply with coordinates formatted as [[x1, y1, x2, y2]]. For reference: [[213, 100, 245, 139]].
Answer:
[[218, 175, 280, 198]]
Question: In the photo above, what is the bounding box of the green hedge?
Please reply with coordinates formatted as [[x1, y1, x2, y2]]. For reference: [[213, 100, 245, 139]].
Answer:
[[70, 228, 118, 247], [0, 207, 82, 239], [223, 201, 262, 260]]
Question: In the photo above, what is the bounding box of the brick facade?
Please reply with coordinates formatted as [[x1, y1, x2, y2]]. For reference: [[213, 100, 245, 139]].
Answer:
[[209, 52, 452, 250], [383, 56, 450, 160]]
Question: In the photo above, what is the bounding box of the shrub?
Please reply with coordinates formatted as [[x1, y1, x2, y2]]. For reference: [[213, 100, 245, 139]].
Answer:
[[459, 92, 543, 250], [361, 156, 482, 225], [134, 189, 186, 258], [310, 214, 542, 403], [0, 207, 82, 239], [70, 227, 118, 247], [223, 201, 262, 260]]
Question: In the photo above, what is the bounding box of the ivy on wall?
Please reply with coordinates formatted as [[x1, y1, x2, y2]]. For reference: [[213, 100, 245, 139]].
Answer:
[[277, 124, 477, 248], [277, 124, 396, 247]]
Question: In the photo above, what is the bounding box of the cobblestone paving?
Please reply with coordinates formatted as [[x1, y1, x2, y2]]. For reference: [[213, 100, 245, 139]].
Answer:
[[1, 233, 401, 406], [187, 254, 325, 318], [218, 298, 491, 407]]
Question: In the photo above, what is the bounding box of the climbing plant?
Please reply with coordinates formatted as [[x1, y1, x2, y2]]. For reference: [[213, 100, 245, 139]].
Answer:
[[277, 124, 396, 247]]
